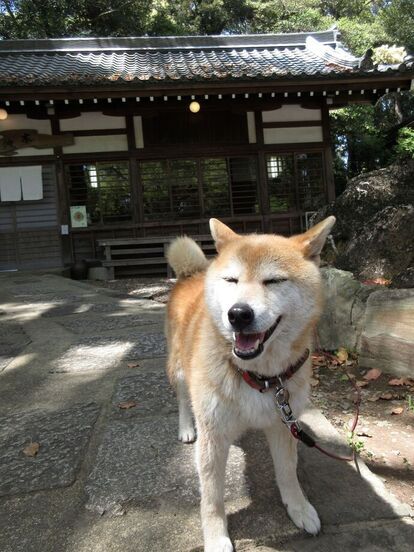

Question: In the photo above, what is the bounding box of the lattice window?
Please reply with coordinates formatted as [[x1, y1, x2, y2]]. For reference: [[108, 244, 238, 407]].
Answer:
[[170, 160, 200, 218], [140, 161, 170, 221], [229, 157, 259, 215], [202, 158, 231, 217], [141, 160, 199, 220], [67, 161, 131, 225], [140, 156, 258, 221], [296, 153, 325, 211], [266, 152, 325, 213], [267, 155, 295, 213]]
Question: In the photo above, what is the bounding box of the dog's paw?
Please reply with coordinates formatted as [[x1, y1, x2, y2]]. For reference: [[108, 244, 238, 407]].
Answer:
[[287, 500, 321, 535], [178, 426, 196, 444], [205, 536, 233, 552]]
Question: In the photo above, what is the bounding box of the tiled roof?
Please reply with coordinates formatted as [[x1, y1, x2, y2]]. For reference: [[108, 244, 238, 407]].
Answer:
[[0, 30, 412, 88]]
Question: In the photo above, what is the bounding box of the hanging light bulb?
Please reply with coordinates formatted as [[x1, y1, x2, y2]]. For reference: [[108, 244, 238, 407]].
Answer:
[[0, 108, 8, 120], [189, 101, 200, 113]]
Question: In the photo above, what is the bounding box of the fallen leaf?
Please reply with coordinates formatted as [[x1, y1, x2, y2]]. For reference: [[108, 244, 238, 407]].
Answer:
[[127, 362, 140, 368], [388, 377, 413, 387], [310, 377, 319, 387], [118, 400, 137, 409], [363, 368, 382, 381], [311, 354, 326, 366], [391, 407, 404, 415], [368, 395, 380, 402], [379, 392, 399, 400], [23, 442, 40, 457], [361, 278, 391, 286], [336, 347, 348, 363], [356, 380, 370, 388]]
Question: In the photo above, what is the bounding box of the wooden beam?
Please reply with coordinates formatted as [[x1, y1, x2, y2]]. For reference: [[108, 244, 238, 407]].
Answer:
[[0, 75, 410, 101], [262, 121, 321, 128], [321, 99, 335, 203]]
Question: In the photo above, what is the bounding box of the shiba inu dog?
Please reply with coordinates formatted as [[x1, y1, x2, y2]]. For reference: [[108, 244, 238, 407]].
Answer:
[[166, 217, 335, 552]]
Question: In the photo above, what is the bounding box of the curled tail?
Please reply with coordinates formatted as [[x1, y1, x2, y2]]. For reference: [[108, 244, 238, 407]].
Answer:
[[166, 236, 208, 279]]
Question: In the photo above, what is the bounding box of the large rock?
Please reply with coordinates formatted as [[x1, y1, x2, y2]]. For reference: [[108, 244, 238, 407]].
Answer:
[[314, 160, 414, 286], [359, 288, 414, 376], [318, 268, 376, 351], [336, 205, 414, 281], [318, 268, 414, 377]]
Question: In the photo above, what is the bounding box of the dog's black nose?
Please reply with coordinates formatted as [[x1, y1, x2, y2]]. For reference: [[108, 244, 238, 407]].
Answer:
[[228, 303, 254, 331]]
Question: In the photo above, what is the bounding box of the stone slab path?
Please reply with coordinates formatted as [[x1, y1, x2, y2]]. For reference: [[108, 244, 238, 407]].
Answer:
[[0, 272, 412, 552]]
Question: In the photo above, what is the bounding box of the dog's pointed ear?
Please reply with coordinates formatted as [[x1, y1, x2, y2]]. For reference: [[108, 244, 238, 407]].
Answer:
[[209, 218, 239, 251], [290, 216, 336, 265]]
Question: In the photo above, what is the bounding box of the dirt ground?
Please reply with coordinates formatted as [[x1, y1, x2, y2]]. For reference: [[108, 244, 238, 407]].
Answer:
[[90, 277, 414, 510], [310, 350, 414, 509]]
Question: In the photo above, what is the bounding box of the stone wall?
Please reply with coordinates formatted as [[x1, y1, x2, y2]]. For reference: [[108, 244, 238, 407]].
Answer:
[[318, 268, 414, 376]]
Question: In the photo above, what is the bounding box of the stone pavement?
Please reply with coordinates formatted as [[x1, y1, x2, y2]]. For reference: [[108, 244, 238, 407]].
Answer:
[[0, 272, 413, 552]]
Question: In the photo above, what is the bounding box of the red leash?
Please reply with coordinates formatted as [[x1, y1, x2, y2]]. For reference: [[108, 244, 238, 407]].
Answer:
[[302, 371, 361, 463], [236, 353, 362, 463]]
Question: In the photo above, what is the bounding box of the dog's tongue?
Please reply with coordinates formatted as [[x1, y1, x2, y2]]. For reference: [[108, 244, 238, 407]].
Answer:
[[235, 332, 265, 351]]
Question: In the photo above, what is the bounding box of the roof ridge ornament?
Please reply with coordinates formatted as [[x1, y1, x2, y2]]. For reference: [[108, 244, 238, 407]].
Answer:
[[305, 35, 358, 69]]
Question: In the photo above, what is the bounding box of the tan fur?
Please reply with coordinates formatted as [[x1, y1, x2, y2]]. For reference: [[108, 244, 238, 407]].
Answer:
[[166, 217, 335, 552], [166, 236, 208, 279]]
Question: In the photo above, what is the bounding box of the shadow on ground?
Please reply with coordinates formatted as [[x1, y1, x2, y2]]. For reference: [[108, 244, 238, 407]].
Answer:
[[0, 272, 412, 552]]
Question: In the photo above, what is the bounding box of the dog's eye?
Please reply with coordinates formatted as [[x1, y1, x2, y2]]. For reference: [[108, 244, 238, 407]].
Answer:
[[263, 278, 287, 286], [224, 277, 238, 284]]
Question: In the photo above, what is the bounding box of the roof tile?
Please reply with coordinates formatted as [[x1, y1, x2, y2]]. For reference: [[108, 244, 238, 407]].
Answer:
[[0, 32, 412, 88]]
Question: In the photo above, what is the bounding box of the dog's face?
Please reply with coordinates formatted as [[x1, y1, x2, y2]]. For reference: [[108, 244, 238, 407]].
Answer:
[[205, 217, 335, 364]]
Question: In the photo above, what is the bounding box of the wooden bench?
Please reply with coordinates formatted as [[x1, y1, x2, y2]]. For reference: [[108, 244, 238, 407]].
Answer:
[[97, 235, 216, 278]]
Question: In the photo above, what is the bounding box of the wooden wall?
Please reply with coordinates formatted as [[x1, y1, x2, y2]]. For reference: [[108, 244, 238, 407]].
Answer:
[[0, 165, 62, 270], [0, 98, 333, 269]]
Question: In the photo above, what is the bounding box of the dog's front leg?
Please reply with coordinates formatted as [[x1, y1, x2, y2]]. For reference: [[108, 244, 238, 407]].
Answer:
[[196, 428, 233, 552], [264, 423, 321, 535]]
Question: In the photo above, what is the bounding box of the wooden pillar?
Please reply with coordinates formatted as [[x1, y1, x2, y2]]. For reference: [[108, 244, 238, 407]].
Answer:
[[126, 113, 141, 225], [321, 99, 336, 202], [50, 113, 73, 265], [254, 110, 269, 232]]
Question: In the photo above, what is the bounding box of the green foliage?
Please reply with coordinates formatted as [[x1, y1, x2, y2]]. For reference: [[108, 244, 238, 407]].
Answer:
[[0, 1, 155, 38], [375, 92, 414, 131], [346, 430, 365, 454], [244, 1, 332, 34], [336, 17, 389, 55], [395, 128, 414, 159], [380, 0, 414, 52], [319, 0, 381, 20], [1, 0, 413, 56], [330, 105, 389, 181]]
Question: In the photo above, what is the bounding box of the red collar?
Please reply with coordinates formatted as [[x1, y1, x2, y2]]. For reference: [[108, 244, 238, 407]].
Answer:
[[235, 349, 310, 393]]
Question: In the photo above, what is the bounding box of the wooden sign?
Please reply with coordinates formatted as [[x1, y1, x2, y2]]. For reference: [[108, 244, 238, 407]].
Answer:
[[0, 129, 74, 156]]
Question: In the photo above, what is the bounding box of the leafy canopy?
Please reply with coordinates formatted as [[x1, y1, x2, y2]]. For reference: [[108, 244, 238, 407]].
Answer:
[[0, 0, 411, 52]]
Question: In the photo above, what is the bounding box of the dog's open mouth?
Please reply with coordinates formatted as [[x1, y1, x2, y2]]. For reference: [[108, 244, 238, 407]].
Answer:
[[232, 315, 282, 360]]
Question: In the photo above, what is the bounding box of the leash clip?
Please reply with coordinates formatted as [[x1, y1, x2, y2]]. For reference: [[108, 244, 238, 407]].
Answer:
[[273, 382, 300, 430]]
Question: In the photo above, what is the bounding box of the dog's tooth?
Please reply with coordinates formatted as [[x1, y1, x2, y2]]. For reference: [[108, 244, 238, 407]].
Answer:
[[232, 332, 237, 341]]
